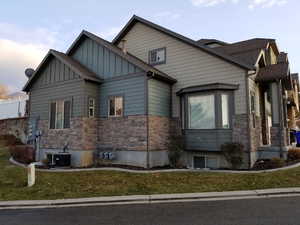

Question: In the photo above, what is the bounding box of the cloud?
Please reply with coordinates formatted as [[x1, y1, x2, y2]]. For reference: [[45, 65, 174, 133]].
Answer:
[[0, 39, 47, 93], [0, 23, 59, 93], [190, 0, 239, 7], [248, 0, 287, 9]]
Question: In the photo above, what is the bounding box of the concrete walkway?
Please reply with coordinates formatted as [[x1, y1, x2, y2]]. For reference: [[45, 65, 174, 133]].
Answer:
[[1, 187, 300, 210], [9, 157, 300, 174]]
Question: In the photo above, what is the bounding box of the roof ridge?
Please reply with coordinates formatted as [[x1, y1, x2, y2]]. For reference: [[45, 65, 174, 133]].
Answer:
[[112, 15, 254, 70]]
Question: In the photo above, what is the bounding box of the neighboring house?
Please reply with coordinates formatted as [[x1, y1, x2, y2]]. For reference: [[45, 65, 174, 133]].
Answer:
[[23, 15, 299, 169]]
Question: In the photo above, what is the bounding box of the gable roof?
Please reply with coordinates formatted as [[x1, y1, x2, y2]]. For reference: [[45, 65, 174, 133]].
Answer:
[[66, 30, 177, 84], [212, 38, 278, 67], [112, 15, 254, 71], [23, 50, 103, 92], [255, 62, 290, 82]]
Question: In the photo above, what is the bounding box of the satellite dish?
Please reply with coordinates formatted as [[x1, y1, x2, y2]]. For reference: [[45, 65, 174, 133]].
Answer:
[[25, 68, 35, 78]]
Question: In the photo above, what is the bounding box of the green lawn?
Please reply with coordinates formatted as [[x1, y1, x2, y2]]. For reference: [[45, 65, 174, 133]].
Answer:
[[1, 145, 300, 201]]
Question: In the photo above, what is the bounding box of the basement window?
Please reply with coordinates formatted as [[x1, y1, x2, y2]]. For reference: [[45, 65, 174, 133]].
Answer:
[[108, 96, 123, 117], [149, 47, 166, 65], [193, 156, 218, 169]]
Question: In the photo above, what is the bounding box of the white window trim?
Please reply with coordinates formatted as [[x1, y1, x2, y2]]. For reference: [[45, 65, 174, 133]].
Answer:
[[108, 96, 124, 117], [88, 98, 95, 118]]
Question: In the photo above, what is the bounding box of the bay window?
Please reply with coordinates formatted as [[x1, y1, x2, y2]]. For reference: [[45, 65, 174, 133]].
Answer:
[[188, 94, 215, 129], [185, 91, 232, 130]]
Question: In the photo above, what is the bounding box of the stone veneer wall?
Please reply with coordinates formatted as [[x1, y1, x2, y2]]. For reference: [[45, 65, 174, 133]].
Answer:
[[39, 118, 98, 150], [98, 115, 147, 151], [232, 114, 250, 151], [148, 116, 181, 151], [270, 126, 288, 147], [0, 117, 28, 143], [249, 115, 262, 152]]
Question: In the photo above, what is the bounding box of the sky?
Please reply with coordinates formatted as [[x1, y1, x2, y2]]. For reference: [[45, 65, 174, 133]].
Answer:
[[0, 0, 299, 93]]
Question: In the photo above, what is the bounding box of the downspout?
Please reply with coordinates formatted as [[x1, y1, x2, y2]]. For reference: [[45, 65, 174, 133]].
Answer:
[[277, 79, 284, 158], [245, 71, 252, 169], [145, 72, 151, 169]]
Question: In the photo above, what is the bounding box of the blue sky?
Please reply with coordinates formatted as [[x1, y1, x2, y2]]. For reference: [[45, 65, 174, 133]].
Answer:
[[0, 0, 298, 93]]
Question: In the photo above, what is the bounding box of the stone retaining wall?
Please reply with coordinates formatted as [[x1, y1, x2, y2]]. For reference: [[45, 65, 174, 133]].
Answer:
[[0, 117, 28, 143]]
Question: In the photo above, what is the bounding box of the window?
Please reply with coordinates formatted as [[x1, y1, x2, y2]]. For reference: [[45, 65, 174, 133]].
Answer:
[[50, 100, 71, 129], [185, 92, 232, 130], [221, 94, 230, 128], [109, 96, 123, 117], [188, 94, 215, 129], [149, 48, 166, 65], [193, 156, 218, 169], [88, 98, 95, 118]]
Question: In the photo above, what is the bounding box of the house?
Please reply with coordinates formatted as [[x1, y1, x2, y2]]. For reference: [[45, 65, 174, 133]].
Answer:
[[23, 15, 299, 169]]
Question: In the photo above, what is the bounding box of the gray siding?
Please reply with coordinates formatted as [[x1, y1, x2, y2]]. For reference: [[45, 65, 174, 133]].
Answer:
[[148, 79, 171, 117], [30, 57, 85, 120], [71, 38, 143, 79], [83, 81, 100, 117], [184, 130, 232, 151], [99, 75, 146, 116], [31, 57, 80, 89], [118, 22, 247, 117]]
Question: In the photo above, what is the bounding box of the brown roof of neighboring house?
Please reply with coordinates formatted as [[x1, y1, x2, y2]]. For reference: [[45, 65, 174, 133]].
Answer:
[[23, 50, 103, 92], [67, 30, 177, 84], [197, 39, 228, 46], [255, 63, 290, 82], [212, 38, 278, 67], [112, 15, 254, 70]]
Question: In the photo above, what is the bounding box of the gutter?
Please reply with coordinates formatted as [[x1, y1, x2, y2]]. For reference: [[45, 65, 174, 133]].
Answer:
[[145, 72, 152, 169]]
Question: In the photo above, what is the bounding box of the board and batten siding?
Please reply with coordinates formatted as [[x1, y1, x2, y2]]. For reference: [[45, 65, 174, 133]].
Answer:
[[118, 22, 247, 117], [99, 75, 146, 117], [30, 57, 85, 120], [71, 37, 143, 79], [148, 79, 171, 117]]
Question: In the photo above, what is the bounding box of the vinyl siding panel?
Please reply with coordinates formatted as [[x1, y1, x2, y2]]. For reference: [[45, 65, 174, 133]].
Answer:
[[83, 81, 100, 117], [99, 75, 146, 116], [119, 22, 247, 117], [30, 80, 84, 120], [148, 79, 171, 117], [71, 38, 143, 79], [184, 130, 232, 151], [29, 57, 85, 120]]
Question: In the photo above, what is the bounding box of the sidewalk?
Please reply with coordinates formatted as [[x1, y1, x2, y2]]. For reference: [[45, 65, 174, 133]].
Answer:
[[1, 187, 300, 210], [9, 157, 300, 174]]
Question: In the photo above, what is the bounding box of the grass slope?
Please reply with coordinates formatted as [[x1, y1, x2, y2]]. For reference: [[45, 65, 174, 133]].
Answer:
[[1, 145, 300, 201]]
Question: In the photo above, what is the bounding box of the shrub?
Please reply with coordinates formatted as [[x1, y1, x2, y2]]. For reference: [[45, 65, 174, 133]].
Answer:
[[287, 148, 300, 161], [253, 157, 285, 170], [9, 145, 35, 164], [221, 142, 244, 169], [0, 134, 23, 147], [168, 135, 184, 168]]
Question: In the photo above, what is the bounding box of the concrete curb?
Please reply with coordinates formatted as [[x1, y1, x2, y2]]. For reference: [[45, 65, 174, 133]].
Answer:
[[1, 188, 300, 210], [9, 157, 300, 174]]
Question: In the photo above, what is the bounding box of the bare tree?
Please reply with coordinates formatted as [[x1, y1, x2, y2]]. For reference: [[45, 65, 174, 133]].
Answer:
[[0, 84, 9, 99]]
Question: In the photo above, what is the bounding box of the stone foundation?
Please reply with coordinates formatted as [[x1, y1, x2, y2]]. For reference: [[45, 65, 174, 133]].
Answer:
[[270, 126, 288, 147], [0, 117, 28, 143], [98, 115, 147, 151]]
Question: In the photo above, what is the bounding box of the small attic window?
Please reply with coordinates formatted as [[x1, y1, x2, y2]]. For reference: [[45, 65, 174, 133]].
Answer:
[[149, 47, 166, 65]]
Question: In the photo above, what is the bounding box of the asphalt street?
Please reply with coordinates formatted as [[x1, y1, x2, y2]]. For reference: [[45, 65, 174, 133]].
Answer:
[[1, 196, 300, 225]]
